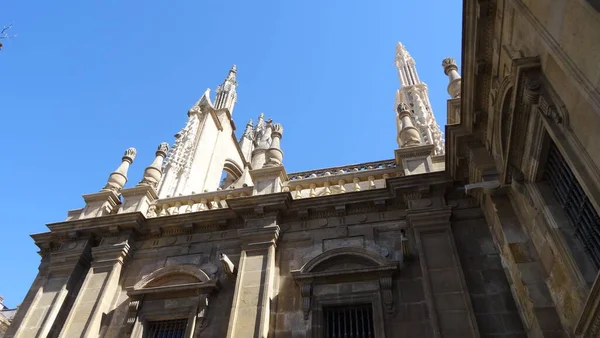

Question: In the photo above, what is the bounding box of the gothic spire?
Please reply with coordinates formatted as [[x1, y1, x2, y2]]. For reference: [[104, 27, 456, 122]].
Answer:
[[394, 42, 445, 156], [394, 42, 420, 86], [214, 65, 238, 113]]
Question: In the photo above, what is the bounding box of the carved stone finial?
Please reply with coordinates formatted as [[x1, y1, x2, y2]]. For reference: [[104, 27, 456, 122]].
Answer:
[[138, 143, 169, 188], [242, 119, 254, 139], [442, 57, 461, 98], [442, 57, 457, 73], [231, 64, 237, 72], [396, 105, 421, 148], [157, 142, 169, 156], [271, 123, 283, 136], [264, 123, 284, 167], [397, 102, 410, 113], [124, 148, 137, 162], [102, 147, 137, 192]]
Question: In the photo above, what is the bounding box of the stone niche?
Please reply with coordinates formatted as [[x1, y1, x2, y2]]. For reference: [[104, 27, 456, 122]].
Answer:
[[124, 264, 221, 338], [291, 247, 399, 338]]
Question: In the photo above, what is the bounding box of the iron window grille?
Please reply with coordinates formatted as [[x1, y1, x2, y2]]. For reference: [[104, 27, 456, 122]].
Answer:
[[323, 304, 374, 338], [544, 141, 600, 267], [145, 318, 188, 338]]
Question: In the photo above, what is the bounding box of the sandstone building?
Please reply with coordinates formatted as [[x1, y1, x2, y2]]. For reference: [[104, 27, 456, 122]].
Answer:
[[4, 0, 600, 337]]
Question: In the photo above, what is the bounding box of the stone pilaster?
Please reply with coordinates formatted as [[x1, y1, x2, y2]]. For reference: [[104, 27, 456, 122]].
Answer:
[[483, 194, 569, 336], [226, 218, 279, 338], [395, 144, 435, 175], [59, 232, 133, 337], [249, 166, 287, 195], [407, 206, 479, 338], [118, 185, 158, 215], [8, 238, 92, 338]]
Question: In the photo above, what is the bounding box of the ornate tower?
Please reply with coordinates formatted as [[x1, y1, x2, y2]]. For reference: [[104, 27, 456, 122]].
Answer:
[[157, 65, 248, 198], [394, 42, 445, 156]]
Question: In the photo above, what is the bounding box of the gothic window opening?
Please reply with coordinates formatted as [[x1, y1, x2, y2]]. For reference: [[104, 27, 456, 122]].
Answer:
[[544, 141, 600, 267], [323, 304, 374, 338], [219, 160, 243, 189], [145, 318, 188, 338]]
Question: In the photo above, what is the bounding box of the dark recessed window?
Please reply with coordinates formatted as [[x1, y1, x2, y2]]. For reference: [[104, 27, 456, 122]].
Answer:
[[146, 318, 187, 338], [544, 141, 600, 267], [323, 304, 374, 338]]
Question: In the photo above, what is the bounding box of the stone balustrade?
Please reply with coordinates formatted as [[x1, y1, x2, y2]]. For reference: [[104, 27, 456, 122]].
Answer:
[[287, 159, 397, 181], [283, 160, 400, 199], [146, 186, 253, 218]]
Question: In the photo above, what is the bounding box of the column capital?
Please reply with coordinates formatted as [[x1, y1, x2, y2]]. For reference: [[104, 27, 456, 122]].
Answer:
[[406, 206, 452, 229], [48, 238, 93, 275], [238, 225, 280, 251], [91, 232, 134, 269]]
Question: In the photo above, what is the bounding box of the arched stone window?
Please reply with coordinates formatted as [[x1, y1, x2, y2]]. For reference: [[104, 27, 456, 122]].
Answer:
[[219, 160, 243, 189], [291, 247, 399, 338], [125, 265, 221, 338]]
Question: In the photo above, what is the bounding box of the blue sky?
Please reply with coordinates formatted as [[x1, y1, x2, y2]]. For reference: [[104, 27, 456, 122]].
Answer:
[[0, 0, 462, 308]]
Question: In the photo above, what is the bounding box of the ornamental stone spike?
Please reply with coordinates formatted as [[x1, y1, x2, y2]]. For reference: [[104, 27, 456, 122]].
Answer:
[[102, 147, 137, 192], [442, 57, 461, 98], [138, 142, 169, 188], [396, 103, 421, 148], [264, 123, 284, 167]]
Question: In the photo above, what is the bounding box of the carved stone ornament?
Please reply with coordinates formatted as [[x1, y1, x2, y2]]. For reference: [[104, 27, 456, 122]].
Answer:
[[538, 96, 562, 124], [300, 282, 313, 320], [290, 247, 399, 321], [157, 142, 169, 156], [379, 277, 395, 318], [442, 57, 458, 73], [397, 102, 410, 113], [124, 299, 141, 334], [522, 79, 541, 104]]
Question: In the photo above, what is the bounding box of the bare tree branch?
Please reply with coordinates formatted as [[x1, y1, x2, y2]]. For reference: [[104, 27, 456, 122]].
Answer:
[[0, 23, 17, 39]]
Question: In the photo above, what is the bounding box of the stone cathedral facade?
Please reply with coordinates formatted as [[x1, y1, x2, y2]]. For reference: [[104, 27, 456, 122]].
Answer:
[[5, 1, 600, 337]]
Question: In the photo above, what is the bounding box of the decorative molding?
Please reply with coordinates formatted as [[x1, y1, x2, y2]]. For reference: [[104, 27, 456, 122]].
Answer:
[[379, 276, 395, 318], [291, 247, 399, 321], [300, 282, 313, 320]]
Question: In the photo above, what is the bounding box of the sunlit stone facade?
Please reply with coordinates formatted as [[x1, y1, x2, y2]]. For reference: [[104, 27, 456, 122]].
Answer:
[[5, 1, 600, 337]]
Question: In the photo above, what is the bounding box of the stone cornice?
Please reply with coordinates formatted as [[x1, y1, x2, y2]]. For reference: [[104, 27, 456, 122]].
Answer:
[[32, 171, 454, 252], [249, 165, 288, 181], [155, 186, 253, 206], [386, 170, 453, 195], [44, 212, 145, 238], [120, 185, 158, 200], [226, 192, 292, 215], [81, 190, 121, 204], [289, 188, 392, 211], [395, 144, 435, 160], [145, 208, 239, 229]]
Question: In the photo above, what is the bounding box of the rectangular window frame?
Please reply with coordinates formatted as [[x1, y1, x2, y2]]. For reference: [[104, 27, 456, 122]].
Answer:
[[521, 101, 600, 288], [144, 318, 188, 338], [322, 303, 375, 338], [311, 291, 385, 338]]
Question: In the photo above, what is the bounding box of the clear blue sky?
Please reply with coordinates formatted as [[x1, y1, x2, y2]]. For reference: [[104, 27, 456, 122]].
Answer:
[[0, 0, 462, 308]]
